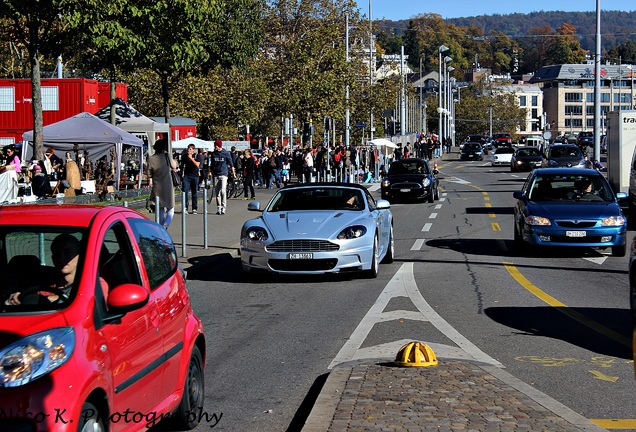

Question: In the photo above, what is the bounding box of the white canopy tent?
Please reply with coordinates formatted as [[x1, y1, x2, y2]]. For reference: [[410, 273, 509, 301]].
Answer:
[[22, 112, 144, 190], [172, 137, 213, 151]]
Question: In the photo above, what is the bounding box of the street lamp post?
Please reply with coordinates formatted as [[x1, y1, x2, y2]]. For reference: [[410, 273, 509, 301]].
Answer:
[[447, 69, 455, 149], [438, 45, 449, 139], [442, 56, 452, 149], [489, 105, 493, 139]]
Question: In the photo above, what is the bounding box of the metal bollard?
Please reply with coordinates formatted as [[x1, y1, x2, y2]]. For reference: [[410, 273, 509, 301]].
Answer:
[[181, 190, 186, 258], [155, 196, 160, 225], [203, 187, 208, 249]]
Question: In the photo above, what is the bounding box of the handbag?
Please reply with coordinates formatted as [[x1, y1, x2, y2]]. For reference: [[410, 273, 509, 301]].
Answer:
[[166, 154, 182, 189]]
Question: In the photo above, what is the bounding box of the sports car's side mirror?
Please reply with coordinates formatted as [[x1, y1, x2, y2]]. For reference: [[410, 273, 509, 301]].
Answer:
[[616, 192, 627, 201], [247, 201, 262, 211], [433, 169, 439, 175], [376, 199, 391, 209], [513, 191, 524, 200]]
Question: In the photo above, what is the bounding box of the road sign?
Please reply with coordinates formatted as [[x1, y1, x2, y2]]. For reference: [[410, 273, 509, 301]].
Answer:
[[355, 123, 367, 128]]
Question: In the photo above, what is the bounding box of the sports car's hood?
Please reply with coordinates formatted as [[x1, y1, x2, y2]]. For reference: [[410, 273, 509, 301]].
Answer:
[[262, 211, 365, 239], [528, 201, 622, 219]]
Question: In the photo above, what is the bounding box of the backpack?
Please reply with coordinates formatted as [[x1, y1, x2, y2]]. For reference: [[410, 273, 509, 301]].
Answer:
[[268, 155, 277, 168]]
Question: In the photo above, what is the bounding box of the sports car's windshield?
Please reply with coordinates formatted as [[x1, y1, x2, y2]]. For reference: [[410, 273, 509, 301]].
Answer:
[[388, 160, 430, 175], [0, 228, 87, 312], [528, 174, 614, 202], [267, 187, 364, 211]]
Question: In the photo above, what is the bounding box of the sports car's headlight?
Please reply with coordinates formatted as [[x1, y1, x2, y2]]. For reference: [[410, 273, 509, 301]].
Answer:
[[337, 225, 367, 240], [0, 327, 75, 387], [600, 216, 626, 226], [525, 215, 551, 226], [244, 226, 269, 241]]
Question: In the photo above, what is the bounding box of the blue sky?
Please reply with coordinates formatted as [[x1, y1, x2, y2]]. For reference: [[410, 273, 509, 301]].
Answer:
[[357, 0, 633, 21]]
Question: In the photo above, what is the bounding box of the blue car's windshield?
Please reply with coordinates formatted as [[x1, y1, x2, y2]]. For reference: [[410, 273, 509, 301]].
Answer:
[[528, 174, 613, 202]]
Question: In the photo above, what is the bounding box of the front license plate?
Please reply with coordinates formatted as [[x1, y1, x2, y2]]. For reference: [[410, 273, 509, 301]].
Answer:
[[400, 188, 410, 192], [566, 231, 586, 237], [289, 253, 313, 259]]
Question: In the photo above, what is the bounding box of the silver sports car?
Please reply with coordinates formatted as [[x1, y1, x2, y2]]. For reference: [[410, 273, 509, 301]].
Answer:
[[240, 183, 394, 277]]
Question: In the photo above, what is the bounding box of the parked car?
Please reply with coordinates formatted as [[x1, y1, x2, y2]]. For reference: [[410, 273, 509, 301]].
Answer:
[[541, 144, 585, 168], [0, 205, 206, 432], [511, 146, 543, 172], [460, 142, 485, 161], [513, 168, 627, 256], [240, 183, 394, 278], [381, 158, 439, 203], [492, 132, 512, 148], [491, 146, 515, 166]]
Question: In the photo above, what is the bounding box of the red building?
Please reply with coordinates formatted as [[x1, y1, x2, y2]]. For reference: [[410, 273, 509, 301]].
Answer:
[[0, 78, 128, 145], [149, 116, 197, 142]]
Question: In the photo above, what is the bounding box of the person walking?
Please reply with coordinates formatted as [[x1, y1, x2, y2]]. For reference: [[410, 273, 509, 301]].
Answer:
[[242, 149, 256, 200], [211, 139, 235, 215], [181, 143, 202, 214], [148, 139, 177, 228]]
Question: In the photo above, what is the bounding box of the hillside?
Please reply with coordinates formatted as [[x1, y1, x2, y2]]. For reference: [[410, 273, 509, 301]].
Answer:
[[377, 10, 636, 52]]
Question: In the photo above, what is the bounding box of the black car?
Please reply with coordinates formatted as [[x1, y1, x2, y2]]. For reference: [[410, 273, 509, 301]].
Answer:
[[510, 146, 542, 172], [381, 158, 439, 203], [541, 144, 585, 168], [460, 142, 484, 161], [577, 131, 594, 148]]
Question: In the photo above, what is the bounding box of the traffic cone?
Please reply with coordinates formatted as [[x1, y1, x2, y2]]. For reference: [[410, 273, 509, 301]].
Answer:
[[433, 161, 438, 171]]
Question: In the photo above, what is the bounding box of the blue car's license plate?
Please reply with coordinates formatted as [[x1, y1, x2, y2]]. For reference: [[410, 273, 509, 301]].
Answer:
[[566, 231, 586, 237], [289, 253, 313, 259]]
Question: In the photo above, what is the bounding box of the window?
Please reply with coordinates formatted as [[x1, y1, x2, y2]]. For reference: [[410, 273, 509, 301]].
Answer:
[[0, 138, 14, 147], [615, 93, 632, 103], [519, 96, 527, 107], [129, 219, 178, 290], [586, 105, 610, 115], [565, 118, 583, 128], [41, 86, 59, 111], [565, 106, 582, 115], [0, 87, 14, 111], [531, 95, 538, 106], [564, 92, 583, 102], [98, 223, 141, 291]]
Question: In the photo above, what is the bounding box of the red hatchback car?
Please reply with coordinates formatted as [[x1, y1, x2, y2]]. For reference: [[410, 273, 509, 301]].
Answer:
[[0, 205, 205, 432]]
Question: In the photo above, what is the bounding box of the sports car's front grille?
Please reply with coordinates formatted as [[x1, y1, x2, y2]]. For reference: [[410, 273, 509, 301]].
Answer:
[[269, 259, 338, 271], [266, 240, 340, 252]]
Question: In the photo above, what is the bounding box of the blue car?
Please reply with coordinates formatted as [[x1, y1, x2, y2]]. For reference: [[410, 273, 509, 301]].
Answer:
[[513, 168, 627, 256]]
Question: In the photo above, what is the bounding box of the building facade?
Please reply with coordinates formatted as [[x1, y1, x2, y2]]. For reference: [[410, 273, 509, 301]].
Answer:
[[530, 63, 635, 137]]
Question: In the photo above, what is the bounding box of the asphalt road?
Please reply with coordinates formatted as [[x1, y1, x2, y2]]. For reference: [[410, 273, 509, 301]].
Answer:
[[157, 156, 636, 432]]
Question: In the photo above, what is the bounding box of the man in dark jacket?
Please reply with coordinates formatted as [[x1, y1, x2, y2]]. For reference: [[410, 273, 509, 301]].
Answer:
[[211, 140, 236, 215]]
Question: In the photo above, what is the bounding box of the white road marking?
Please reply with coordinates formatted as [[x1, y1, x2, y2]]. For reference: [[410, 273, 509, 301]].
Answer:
[[429, 213, 438, 219], [435, 204, 442, 209], [421, 223, 432, 232], [446, 176, 471, 185], [367, 184, 381, 192], [329, 262, 502, 369], [411, 239, 425, 250], [582, 256, 608, 265]]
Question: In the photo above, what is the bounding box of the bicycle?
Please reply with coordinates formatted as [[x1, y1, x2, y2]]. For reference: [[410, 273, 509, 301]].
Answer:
[[227, 174, 244, 198], [208, 174, 243, 203]]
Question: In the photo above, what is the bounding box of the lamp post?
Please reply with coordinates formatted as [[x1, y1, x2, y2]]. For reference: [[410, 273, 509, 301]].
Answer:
[[442, 56, 452, 148], [438, 45, 449, 139], [447, 70, 455, 149], [369, 0, 374, 142], [489, 105, 493, 139]]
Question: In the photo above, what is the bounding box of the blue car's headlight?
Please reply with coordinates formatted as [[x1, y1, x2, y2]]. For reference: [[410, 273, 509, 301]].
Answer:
[[337, 225, 367, 240], [244, 226, 269, 241], [0, 327, 75, 387], [600, 216, 626, 226], [525, 215, 551, 226], [422, 178, 431, 187]]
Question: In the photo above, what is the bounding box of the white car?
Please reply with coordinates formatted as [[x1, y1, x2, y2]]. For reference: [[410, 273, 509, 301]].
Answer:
[[491, 147, 515, 166]]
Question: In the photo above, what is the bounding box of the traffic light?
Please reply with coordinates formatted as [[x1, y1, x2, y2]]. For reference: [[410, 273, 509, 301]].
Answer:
[[387, 121, 395, 136], [395, 121, 401, 135], [303, 122, 311, 143]]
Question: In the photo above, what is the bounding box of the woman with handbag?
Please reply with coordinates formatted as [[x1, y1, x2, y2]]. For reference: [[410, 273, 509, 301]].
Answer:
[[148, 138, 177, 228]]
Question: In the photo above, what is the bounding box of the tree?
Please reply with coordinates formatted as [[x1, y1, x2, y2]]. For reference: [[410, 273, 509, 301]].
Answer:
[[607, 41, 636, 64], [0, 0, 79, 159], [545, 23, 586, 66]]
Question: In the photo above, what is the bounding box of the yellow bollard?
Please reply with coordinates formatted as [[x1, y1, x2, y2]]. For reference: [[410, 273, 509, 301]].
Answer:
[[395, 341, 438, 367]]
